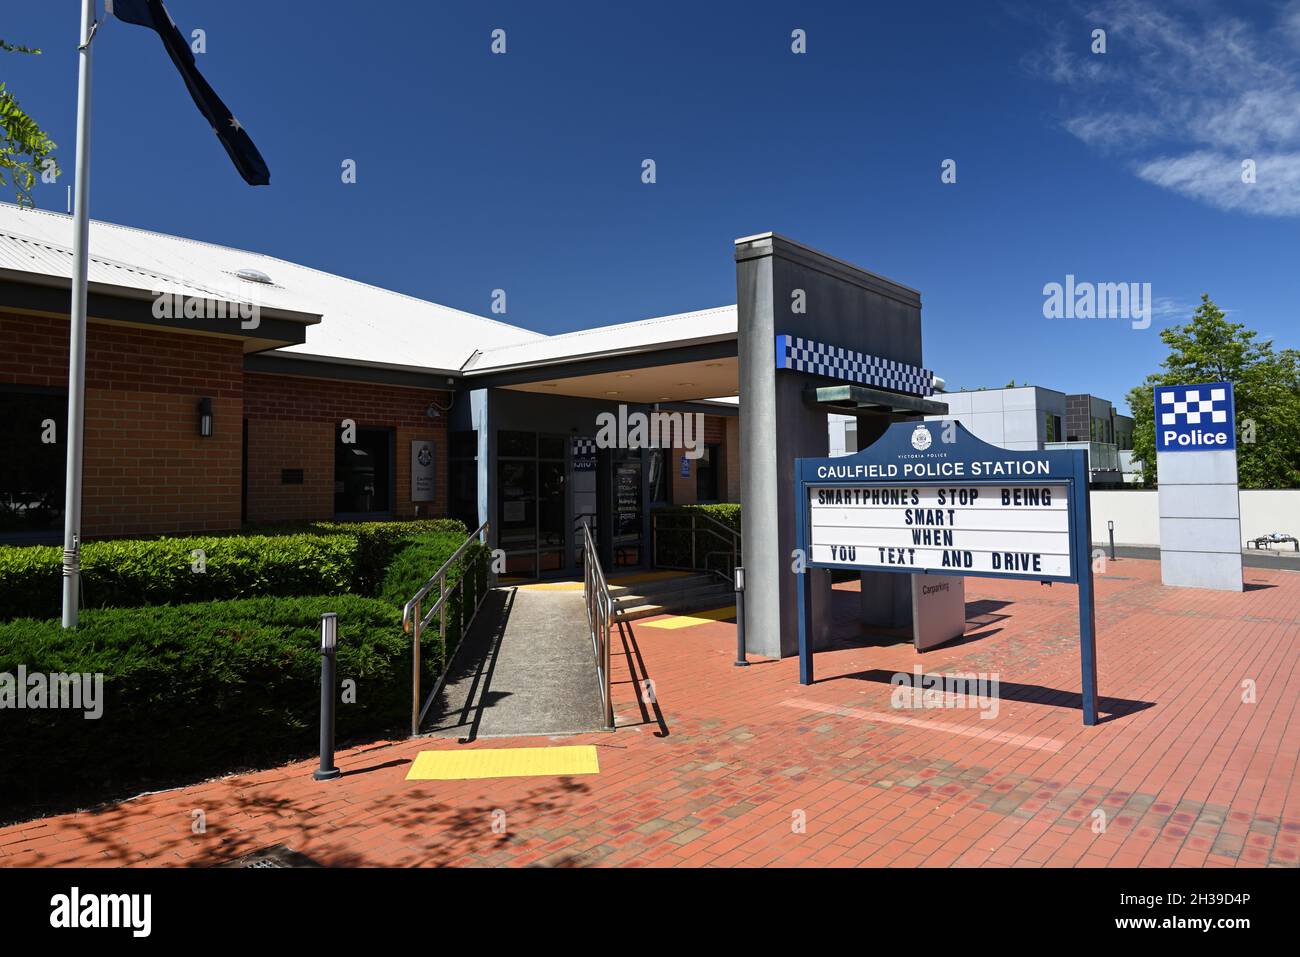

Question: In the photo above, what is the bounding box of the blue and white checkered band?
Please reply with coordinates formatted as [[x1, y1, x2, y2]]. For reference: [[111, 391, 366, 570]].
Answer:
[[1159, 385, 1229, 427], [572, 437, 597, 470], [775, 334, 935, 396]]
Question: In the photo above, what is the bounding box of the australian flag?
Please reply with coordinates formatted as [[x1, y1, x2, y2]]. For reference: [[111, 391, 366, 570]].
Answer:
[[108, 0, 270, 185]]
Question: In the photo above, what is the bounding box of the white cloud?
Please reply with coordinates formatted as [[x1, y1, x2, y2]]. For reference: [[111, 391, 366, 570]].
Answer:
[[1136, 151, 1300, 216], [1035, 0, 1300, 215]]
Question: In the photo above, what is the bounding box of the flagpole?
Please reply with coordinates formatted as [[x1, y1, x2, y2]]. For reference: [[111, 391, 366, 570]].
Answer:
[[61, 0, 97, 629]]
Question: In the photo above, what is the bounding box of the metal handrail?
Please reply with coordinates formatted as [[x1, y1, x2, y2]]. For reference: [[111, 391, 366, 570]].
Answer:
[[403, 520, 491, 736], [582, 522, 615, 730], [650, 508, 741, 584]]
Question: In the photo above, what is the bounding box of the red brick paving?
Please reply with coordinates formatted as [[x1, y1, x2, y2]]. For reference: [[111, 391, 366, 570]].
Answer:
[[2, 557, 1298, 868]]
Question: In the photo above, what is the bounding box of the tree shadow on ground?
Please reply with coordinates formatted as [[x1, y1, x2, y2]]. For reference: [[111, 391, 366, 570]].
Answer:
[[12, 770, 593, 868]]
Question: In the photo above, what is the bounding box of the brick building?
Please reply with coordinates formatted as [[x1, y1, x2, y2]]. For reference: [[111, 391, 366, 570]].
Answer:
[[2, 210, 947, 657], [0, 204, 740, 563]]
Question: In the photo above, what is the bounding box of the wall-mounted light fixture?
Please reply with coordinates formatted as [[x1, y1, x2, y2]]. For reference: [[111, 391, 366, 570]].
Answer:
[[197, 397, 214, 437]]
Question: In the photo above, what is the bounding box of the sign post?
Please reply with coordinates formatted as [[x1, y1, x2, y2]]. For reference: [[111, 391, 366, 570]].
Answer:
[[794, 421, 1099, 725]]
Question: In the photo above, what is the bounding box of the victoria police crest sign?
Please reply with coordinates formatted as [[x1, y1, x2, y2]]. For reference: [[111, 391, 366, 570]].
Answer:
[[910, 424, 932, 450]]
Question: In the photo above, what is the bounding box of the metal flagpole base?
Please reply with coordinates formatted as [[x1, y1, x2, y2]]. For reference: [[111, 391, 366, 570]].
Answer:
[[313, 768, 342, 781]]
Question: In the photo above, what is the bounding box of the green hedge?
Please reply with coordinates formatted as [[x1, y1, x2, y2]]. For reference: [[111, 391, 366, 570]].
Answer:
[[0, 519, 473, 621], [251, 518, 470, 595], [378, 532, 490, 667], [322, 518, 468, 594], [0, 595, 438, 817], [0, 535, 359, 622]]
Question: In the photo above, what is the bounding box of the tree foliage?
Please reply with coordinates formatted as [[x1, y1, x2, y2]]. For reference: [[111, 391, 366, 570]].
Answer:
[[1127, 295, 1300, 489], [0, 40, 59, 207]]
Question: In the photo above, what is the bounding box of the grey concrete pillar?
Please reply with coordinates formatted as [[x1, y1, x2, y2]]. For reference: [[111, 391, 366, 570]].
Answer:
[[736, 233, 925, 658], [1158, 449, 1243, 591]]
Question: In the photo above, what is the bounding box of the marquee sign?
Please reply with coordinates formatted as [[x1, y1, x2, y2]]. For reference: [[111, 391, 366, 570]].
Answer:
[[794, 420, 1100, 725]]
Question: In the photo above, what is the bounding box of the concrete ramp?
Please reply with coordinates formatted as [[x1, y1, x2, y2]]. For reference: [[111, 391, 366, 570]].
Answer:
[[421, 587, 605, 739]]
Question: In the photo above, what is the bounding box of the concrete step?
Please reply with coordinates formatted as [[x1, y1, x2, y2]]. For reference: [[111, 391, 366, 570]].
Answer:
[[614, 581, 736, 621], [612, 579, 730, 609], [608, 572, 716, 600]]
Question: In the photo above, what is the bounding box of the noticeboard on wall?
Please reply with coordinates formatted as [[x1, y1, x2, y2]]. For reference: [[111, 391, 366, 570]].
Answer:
[[410, 440, 436, 502]]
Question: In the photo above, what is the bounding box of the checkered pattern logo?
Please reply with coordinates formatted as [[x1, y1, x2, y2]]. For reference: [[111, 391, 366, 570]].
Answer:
[[1159, 385, 1228, 426], [572, 436, 597, 470], [775, 334, 934, 396], [1154, 380, 1236, 452]]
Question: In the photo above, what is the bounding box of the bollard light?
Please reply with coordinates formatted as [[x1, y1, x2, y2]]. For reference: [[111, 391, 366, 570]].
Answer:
[[314, 612, 341, 781], [321, 611, 337, 653], [733, 566, 749, 667]]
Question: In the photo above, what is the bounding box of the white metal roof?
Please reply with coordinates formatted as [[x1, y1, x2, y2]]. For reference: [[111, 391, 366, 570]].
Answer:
[[0, 203, 542, 372], [463, 304, 738, 374]]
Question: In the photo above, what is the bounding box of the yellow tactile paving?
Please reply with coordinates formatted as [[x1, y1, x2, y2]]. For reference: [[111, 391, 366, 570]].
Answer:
[[637, 606, 737, 629], [406, 745, 600, 781], [515, 570, 693, 592]]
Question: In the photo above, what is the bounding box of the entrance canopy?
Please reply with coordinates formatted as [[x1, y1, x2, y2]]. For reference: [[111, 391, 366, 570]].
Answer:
[[461, 305, 738, 404]]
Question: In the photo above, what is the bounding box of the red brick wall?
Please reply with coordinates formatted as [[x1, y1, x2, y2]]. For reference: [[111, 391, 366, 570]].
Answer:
[[243, 372, 450, 524], [670, 413, 732, 505], [0, 312, 244, 538]]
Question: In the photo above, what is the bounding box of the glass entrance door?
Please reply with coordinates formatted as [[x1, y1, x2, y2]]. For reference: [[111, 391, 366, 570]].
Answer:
[[496, 430, 568, 579]]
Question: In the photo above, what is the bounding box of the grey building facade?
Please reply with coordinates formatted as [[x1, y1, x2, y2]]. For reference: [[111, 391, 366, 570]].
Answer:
[[919, 386, 1136, 485]]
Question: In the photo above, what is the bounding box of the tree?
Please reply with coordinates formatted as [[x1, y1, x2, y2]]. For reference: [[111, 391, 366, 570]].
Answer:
[[1, 39, 60, 207], [1127, 295, 1300, 489]]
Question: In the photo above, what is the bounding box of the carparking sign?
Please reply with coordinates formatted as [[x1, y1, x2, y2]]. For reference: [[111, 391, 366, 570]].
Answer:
[[1154, 381, 1235, 452]]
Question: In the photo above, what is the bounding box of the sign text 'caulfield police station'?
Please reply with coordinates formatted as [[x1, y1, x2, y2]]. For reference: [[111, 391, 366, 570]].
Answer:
[[806, 422, 1075, 580]]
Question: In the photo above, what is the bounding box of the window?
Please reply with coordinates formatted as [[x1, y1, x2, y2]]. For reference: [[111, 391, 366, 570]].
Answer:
[[696, 443, 721, 502], [449, 430, 478, 530], [334, 426, 393, 516], [0, 387, 66, 535]]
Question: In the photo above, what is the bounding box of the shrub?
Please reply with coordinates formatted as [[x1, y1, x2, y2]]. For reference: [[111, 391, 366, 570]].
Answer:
[[0, 519, 476, 620], [378, 532, 491, 665], [0, 535, 358, 622], [312, 518, 469, 594], [251, 518, 470, 594], [0, 595, 436, 819]]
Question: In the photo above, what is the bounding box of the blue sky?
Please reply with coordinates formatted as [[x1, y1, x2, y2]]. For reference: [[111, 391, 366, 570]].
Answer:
[[4, 0, 1298, 414]]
